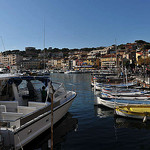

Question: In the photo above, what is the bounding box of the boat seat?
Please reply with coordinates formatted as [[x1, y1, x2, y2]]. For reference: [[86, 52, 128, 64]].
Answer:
[[0, 112, 23, 121], [0, 101, 18, 112], [17, 106, 37, 115], [0, 105, 6, 112]]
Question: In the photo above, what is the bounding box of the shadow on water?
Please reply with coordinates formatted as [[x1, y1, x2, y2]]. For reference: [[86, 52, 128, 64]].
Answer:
[[24, 112, 78, 150], [114, 116, 150, 130], [113, 116, 150, 150]]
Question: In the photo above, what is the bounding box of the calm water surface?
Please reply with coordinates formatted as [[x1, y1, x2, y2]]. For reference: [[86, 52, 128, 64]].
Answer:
[[25, 73, 150, 150]]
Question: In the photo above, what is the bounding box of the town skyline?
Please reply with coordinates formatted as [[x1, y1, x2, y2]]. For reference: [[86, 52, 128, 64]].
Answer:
[[0, 40, 149, 72]]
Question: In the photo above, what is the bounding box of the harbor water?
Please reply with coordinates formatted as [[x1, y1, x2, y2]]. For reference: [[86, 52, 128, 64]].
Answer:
[[24, 73, 150, 150]]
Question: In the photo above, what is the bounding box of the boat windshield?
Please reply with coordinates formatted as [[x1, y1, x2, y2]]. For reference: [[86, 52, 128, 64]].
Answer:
[[18, 79, 47, 102], [0, 76, 51, 102], [0, 76, 66, 103]]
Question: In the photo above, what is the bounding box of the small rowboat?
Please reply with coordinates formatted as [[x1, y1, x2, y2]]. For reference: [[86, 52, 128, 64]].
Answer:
[[115, 105, 150, 122]]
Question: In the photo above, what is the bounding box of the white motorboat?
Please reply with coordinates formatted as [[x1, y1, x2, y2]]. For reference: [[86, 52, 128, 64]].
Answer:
[[100, 92, 150, 100], [0, 75, 76, 149], [64, 70, 81, 74], [95, 96, 150, 109], [102, 87, 149, 96], [93, 81, 137, 91]]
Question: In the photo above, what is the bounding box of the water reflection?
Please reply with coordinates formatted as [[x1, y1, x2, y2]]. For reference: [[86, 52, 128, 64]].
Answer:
[[92, 87, 101, 95], [94, 105, 114, 118], [114, 117, 150, 129], [24, 112, 78, 150], [95, 105, 150, 129]]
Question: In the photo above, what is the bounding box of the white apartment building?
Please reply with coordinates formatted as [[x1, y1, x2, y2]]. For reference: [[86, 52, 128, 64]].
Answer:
[[87, 46, 114, 59], [0, 53, 23, 67], [47, 59, 69, 69]]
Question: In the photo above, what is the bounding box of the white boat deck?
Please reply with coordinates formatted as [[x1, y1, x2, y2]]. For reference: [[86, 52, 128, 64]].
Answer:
[[0, 101, 48, 123]]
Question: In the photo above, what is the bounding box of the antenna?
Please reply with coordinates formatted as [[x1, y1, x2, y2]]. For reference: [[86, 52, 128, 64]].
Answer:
[[44, 18, 45, 50], [1, 36, 5, 51], [115, 38, 118, 75], [115, 38, 117, 67], [43, 19, 46, 70]]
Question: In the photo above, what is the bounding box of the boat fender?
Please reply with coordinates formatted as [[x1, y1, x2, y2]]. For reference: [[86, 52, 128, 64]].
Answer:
[[143, 116, 147, 123]]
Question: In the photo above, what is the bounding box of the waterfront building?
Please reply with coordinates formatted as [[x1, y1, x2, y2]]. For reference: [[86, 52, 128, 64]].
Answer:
[[47, 59, 55, 69], [87, 46, 114, 59], [47, 58, 68, 69], [75, 59, 84, 66], [68, 51, 88, 60], [136, 49, 149, 67], [21, 59, 42, 70], [0, 53, 23, 67], [136, 51, 143, 62], [54, 59, 62, 69], [83, 59, 95, 66], [100, 54, 116, 68], [61, 59, 69, 70]]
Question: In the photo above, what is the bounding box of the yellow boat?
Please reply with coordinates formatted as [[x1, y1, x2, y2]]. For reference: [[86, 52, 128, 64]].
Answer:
[[115, 104, 150, 122]]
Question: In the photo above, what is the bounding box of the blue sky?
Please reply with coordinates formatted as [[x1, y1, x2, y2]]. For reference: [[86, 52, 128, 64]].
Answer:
[[0, 0, 150, 51]]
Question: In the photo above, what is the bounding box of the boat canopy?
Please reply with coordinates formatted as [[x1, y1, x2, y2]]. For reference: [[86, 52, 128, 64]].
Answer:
[[8, 76, 51, 86]]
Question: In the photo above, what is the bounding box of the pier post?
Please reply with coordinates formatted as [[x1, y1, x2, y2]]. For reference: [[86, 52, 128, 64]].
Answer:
[[51, 92, 53, 150], [148, 78, 150, 84]]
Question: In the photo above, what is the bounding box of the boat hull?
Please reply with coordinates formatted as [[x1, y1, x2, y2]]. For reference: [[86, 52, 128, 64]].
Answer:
[[98, 97, 126, 108], [115, 105, 150, 120], [95, 96, 128, 108]]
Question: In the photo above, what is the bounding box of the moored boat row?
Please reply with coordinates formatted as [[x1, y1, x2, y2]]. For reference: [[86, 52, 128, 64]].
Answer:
[[93, 71, 150, 122]]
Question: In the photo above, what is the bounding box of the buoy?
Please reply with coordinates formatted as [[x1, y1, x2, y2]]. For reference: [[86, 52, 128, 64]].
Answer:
[[143, 116, 147, 123]]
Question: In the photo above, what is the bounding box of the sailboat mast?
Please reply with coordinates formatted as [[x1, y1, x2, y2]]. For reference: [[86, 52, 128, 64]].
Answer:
[[1, 36, 5, 51], [115, 39, 118, 75], [43, 20, 46, 70]]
